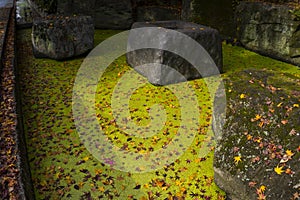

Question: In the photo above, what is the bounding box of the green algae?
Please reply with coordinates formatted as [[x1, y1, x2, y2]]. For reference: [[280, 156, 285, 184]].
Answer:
[[17, 29, 225, 199], [16, 29, 299, 199]]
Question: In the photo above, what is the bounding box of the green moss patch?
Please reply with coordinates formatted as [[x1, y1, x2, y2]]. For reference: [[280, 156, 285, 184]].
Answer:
[[17, 29, 225, 199], [17, 29, 299, 199]]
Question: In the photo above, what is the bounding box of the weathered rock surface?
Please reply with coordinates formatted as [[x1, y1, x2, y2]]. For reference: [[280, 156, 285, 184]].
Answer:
[[57, 0, 133, 29], [132, 0, 181, 22], [136, 6, 180, 22], [182, 0, 235, 37], [57, 0, 95, 16], [214, 69, 300, 200], [236, 1, 300, 66], [94, 0, 132, 29], [127, 20, 223, 85], [32, 15, 94, 60]]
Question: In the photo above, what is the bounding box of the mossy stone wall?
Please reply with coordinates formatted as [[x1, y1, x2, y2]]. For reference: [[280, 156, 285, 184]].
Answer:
[[182, 0, 236, 37]]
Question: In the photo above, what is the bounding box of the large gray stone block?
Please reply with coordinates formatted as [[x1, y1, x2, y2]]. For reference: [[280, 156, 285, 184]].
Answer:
[[32, 15, 94, 60], [126, 20, 223, 85], [236, 1, 300, 66]]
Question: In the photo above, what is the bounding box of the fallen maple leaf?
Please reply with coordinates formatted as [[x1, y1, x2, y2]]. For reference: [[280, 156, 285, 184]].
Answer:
[[256, 185, 266, 200], [248, 181, 257, 187], [280, 155, 290, 163], [285, 150, 294, 158], [234, 156, 242, 164], [255, 114, 262, 121], [289, 129, 297, 136], [257, 185, 266, 194], [285, 168, 293, 175], [293, 192, 299, 199], [247, 134, 253, 140], [258, 121, 264, 127], [259, 185, 266, 193], [277, 102, 283, 107], [257, 192, 266, 200], [254, 137, 262, 143], [274, 165, 284, 175], [239, 94, 246, 99]]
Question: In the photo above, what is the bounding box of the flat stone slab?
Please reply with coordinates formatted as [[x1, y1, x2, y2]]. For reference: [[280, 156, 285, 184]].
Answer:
[[32, 15, 94, 60], [126, 20, 223, 85]]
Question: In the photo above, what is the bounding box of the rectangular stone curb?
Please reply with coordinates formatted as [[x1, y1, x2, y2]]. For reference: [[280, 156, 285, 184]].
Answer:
[[0, 1, 35, 199], [0, 8, 11, 67]]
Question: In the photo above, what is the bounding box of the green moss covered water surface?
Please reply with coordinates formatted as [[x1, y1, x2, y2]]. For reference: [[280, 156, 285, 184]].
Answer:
[[17, 29, 299, 200]]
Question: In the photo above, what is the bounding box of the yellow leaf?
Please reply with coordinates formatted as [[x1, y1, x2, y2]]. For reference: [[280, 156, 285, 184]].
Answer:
[[255, 114, 262, 121], [277, 102, 283, 107], [83, 156, 89, 161], [55, 172, 60, 179], [95, 169, 102, 175], [189, 175, 195, 180], [274, 165, 284, 175], [40, 180, 47, 186], [293, 104, 299, 108], [247, 134, 253, 140], [175, 180, 182, 186], [234, 156, 242, 164], [259, 185, 266, 192], [78, 182, 84, 188], [98, 186, 105, 192], [285, 150, 294, 157], [240, 94, 246, 99]]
